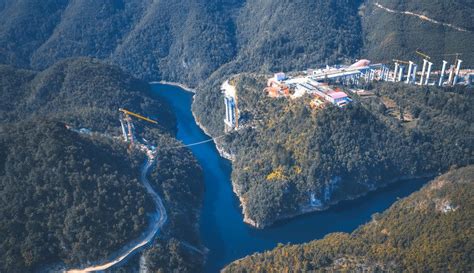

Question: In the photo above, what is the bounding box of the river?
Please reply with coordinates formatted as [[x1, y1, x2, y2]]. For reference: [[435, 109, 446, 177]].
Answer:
[[152, 84, 429, 273]]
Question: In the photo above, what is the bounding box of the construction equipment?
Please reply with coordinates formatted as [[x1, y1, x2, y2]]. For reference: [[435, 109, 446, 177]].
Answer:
[[392, 59, 411, 82], [393, 59, 410, 65], [119, 108, 158, 149], [416, 51, 466, 86], [415, 49, 431, 60], [434, 53, 463, 85], [432, 52, 462, 60], [414, 50, 433, 85], [119, 108, 158, 124]]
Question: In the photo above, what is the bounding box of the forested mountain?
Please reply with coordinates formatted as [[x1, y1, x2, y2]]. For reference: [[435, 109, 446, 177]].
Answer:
[[0, 1, 472, 271], [224, 165, 474, 272], [0, 57, 175, 134], [362, 0, 474, 65], [0, 59, 204, 272], [1, 1, 470, 86], [1, 120, 149, 272], [195, 74, 473, 228]]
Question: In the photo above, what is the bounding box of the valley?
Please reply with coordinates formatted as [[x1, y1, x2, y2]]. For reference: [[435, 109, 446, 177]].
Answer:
[[154, 84, 433, 272], [0, 60, 204, 272], [0, 0, 473, 272], [193, 70, 473, 229], [1, 0, 472, 87], [224, 165, 474, 272]]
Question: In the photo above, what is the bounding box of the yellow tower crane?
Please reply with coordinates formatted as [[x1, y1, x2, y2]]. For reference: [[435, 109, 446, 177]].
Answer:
[[119, 108, 158, 124], [415, 49, 431, 60], [119, 108, 158, 149]]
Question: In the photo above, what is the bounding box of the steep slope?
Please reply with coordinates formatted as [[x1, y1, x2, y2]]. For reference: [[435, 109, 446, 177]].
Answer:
[[224, 165, 474, 272], [362, 0, 474, 65], [0, 59, 204, 272], [0, 57, 175, 134], [195, 74, 473, 228], [0, 0, 240, 85], [0, 120, 150, 272], [0, 0, 68, 66], [112, 0, 239, 85], [233, 0, 363, 72], [1, 1, 471, 85], [30, 1, 145, 69]]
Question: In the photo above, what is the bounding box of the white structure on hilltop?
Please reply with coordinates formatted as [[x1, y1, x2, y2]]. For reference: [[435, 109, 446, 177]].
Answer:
[[222, 80, 239, 132]]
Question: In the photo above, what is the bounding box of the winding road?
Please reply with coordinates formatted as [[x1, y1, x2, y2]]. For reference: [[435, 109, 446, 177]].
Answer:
[[66, 157, 167, 272], [374, 2, 470, 33], [61, 125, 218, 272]]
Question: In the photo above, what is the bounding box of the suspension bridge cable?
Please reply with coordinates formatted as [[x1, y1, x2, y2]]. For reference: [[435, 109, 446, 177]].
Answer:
[[163, 135, 227, 150]]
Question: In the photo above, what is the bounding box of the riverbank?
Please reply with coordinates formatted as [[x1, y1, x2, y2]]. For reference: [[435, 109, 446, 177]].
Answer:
[[189, 96, 258, 228], [231, 170, 435, 229], [153, 84, 436, 272], [189, 89, 436, 229], [253, 173, 437, 229], [150, 81, 196, 93], [186, 86, 261, 229]]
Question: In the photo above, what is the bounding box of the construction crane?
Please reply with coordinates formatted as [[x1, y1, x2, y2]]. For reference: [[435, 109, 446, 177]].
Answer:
[[119, 108, 158, 124], [431, 52, 462, 59], [119, 108, 158, 149], [392, 59, 410, 65], [391, 59, 413, 82], [413, 51, 435, 85], [430, 53, 463, 85], [415, 49, 431, 60]]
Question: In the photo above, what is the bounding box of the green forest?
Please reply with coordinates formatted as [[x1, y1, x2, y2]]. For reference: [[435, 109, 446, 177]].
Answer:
[[224, 165, 474, 272], [143, 135, 205, 273], [0, 120, 150, 271], [0, 0, 472, 271], [0, 58, 205, 272], [195, 74, 473, 227], [1, 1, 471, 86], [362, 0, 474, 65]]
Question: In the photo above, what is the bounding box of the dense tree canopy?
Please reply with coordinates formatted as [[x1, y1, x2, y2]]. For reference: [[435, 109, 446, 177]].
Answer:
[[0, 120, 150, 272], [1, 0, 471, 86], [0, 0, 361, 84], [224, 165, 474, 272], [0, 59, 204, 272], [195, 73, 473, 227], [362, 0, 474, 65]]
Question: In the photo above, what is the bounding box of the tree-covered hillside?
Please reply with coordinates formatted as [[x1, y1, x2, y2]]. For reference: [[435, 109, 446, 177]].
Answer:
[[0, 57, 175, 135], [0, 59, 205, 272], [362, 0, 474, 65], [0, 0, 362, 84], [1, 1, 471, 86], [195, 74, 473, 228], [0, 120, 149, 272], [224, 165, 474, 272]]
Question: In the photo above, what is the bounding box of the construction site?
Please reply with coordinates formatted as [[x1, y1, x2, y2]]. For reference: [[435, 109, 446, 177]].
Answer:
[[223, 50, 473, 132]]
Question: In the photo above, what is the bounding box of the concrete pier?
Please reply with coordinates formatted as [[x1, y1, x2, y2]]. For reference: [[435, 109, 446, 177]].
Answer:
[[419, 59, 428, 85], [406, 61, 413, 84], [425, 62, 433, 85], [453, 59, 463, 85], [439, 60, 448, 86]]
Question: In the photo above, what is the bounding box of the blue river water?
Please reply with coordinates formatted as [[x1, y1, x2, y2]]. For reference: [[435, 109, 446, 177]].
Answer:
[[152, 84, 429, 273]]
